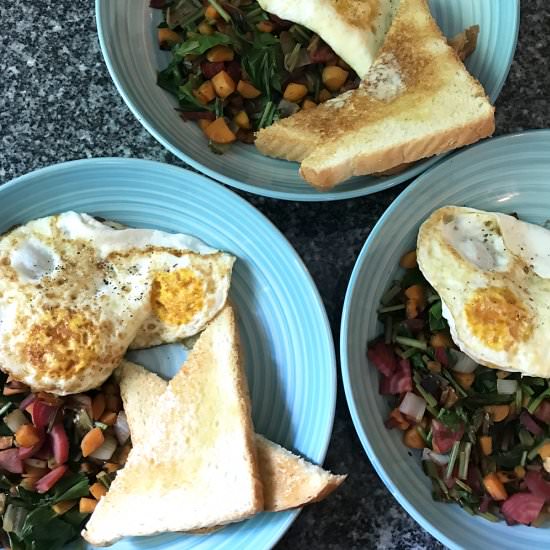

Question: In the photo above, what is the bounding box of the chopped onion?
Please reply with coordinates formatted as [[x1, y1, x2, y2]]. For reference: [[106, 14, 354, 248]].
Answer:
[[114, 411, 130, 445], [422, 447, 449, 466], [399, 392, 426, 422], [449, 350, 477, 373], [497, 378, 518, 395], [90, 435, 117, 461], [4, 409, 29, 434], [24, 458, 46, 469]]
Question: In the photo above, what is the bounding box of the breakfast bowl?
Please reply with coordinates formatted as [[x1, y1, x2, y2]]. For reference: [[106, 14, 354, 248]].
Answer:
[[95, 0, 519, 201], [341, 130, 550, 549], [0, 158, 336, 549]]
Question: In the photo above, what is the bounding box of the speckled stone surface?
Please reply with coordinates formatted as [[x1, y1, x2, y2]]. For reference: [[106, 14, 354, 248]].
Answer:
[[1, 1, 549, 548]]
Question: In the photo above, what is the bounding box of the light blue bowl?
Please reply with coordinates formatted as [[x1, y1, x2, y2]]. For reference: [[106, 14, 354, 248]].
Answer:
[[95, 0, 519, 201], [0, 158, 336, 550], [341, 130, 550, 549]]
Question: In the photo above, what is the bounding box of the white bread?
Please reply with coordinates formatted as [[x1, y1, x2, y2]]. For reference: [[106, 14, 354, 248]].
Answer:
[[117, 361, 346, 515], [82, 306, 263, 546], [255, 0, 495, 190]]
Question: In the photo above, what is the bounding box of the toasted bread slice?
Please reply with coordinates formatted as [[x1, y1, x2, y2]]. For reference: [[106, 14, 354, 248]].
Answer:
[[257, 0, 399, 77], [82, 306, 263, 546], [117, 360, 346, 514], [255, 0, 495, 190]]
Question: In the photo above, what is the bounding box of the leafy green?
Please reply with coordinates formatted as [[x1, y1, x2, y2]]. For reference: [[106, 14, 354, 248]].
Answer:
[[172, 32, 232, 59], [157, 60, 186, 96], [51, 473, 90, 504], [438, 408, 463, 430], [20, 506, 78, 550], [177, 76, 212, 111], [428, 301, 447, 332]]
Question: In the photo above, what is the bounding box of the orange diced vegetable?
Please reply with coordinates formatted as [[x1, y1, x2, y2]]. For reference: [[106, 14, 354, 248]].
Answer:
[[403, 427, 424, 449], [198, 21, 214, 35], [211, 70, 236, 99], [205, 5, 219, 20], [24, 465, 48, 478], [204, 117, 237, 144], [104, 462, 120, 473], [158, 28, 182, 48], [198, 119, 212, 132], [514, 465, 526, 479], [404, 285, 424, 304], [237, 80, 261, 99], [15, 424, 41, 448], [302, 99, 317, 110], [483, 472, 508, 501], [79, 462, 96, 475], [90, 482, 108, 500], [19, 477, 39, 491], [52, 500, 76, 515], [92, 393, 106, 421], [99, 411, 118, 426], [79, 498, 97, 514], [538, 442, 550, 459], [318, 89, 332, 102], [389, 408, 410, 431], [400, 250, 417, 269], [430, 332, 452, 348], [322, 66, 349, 92], [194, 80, 216, 104], [283, 83, 308, 103], [497, 471, 515, 484], [454, 371, 475, 389], [484, 404, 510, 423], [81, 428, 105, 458], [256, 20, 274, 33], [234, 111, 250, 129], [206, 45, 234, 63], [479, 435, 493, 456], [427, 361, 441, 374]]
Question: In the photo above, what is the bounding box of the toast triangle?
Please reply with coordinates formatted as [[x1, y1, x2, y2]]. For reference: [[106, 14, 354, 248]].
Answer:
[[255, 0, 495, 189], [82, 306, 263, 546], [117, 361, 345, 515]]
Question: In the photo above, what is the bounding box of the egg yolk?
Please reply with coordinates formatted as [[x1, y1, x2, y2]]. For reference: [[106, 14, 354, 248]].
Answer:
[[464, 287, 533, 351], [23, 308, 102, 378], [151, 268, 205, 326]]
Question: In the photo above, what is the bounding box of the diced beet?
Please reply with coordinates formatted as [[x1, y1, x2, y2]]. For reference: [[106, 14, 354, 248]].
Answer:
[[308, 44, 337, 64], [35, 465, 68, 494], [33, 439, 52, 461], [149, 0, 167, 8], [225, 60, 241, 84], [18, 430, 45, 460], [180, 111, 216, 122], [467, 465, 482, 494], [434, 347, 449, 366], [31, 400, 58, 429], [534, 400, 550, 425], [201, 61, 225, 80], [479, 493, 492, 513], [19, 393, 36, 411], [524, 471, 550, 502], [520, 411, 544, 436], [0, 448, 23, 474], [431, 419, 464, 454], [50, 423, 69, 465], [501, 492, 545, 525], [405, 318, 425, 333], [368, 341, 398, 377], [379, 359, 412, 395]]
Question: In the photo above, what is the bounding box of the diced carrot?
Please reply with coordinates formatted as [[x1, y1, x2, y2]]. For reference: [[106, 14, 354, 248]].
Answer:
[[204, 118, 237, 144], [205, 5, 219, 20], [454, 371, 475, 389], [497, 471, 515, 484], [514, 465, 526, 479], [430, 332, 453, 348], [318, 89, 332, 102], [158, 28, 182, 49], [302, 99, 317, 110], [256, 20, 274, 33], [19, 476, 39, 491], [198, 21, 214, 35], [538, 442, 550, 459], [283, 83, 308, 103], [81, 428, 105, 458], [15, 425, 41, 448], [99, 411, 118, 426], [479, 435, 493, 456], [399, 250, 417, 269], [24, 465, 48, 478], [206, 45, 234, 62], [403, 427, 424, 449], [404, 285, 424, 303], [483, 472, 508, 501], [90, 482, 107, 500], [92, 393, 106, 421], [198, 119, 212, 132], [193, 80, 216, 104], [79, 497, 97, 514], [234, 110, 250, 129], [104, 462, 120, 473], [0, 436, 13, 450], [211, 70, 236, 99], [105, 395, 122, 414], [237, 80, 261, 99], [484, 404, 510, 423], [322, 66, 349, 91], [389, 408, 410, 431], [52, 500, 76, 515]]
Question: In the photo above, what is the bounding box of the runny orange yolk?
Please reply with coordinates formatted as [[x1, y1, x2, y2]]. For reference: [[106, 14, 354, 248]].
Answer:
[[150, 268, 205, 326], [464, 287, 533, 351]]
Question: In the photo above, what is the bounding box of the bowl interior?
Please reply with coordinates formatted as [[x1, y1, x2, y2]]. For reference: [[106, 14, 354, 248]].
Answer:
[[95, 0, 518, 200], [342, 131, 550, 549], [1, 158, 336, 550]]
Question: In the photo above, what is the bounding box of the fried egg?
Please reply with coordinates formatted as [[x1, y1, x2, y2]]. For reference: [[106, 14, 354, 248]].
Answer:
[[417, 206, 550, 378], [0, 212, 234, 394]]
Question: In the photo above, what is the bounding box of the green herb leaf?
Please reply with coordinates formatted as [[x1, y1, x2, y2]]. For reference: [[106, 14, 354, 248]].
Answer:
[[173, 32, 233, 59], [51, 473, 90, 504], [428, 301, 448, 332]]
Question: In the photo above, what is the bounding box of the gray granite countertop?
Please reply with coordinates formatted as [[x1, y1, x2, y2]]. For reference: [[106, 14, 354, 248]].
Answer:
[[1, 1, 549, 548]]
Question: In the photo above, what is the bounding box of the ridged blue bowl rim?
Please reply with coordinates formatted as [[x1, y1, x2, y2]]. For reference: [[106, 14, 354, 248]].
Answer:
[[341, 129, 550, 549], [94, 0, 519, 202]]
